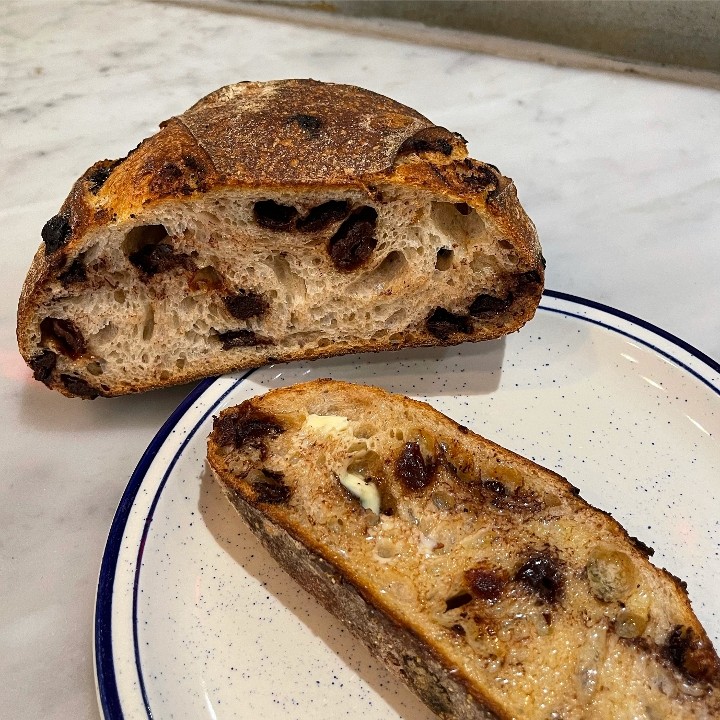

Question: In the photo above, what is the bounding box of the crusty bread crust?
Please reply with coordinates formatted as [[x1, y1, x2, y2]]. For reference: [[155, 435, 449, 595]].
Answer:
[[17, 80, 543, 397], [208, 379, 720, 720], [221, 483, 502, 720]]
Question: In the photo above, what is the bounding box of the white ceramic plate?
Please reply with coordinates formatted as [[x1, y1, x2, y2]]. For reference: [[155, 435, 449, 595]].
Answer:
[[95, 291, 720, 720]]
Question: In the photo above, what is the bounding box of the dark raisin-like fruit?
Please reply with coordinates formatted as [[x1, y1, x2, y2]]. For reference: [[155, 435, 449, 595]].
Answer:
[[665, 625, 720, 683], [514, 550, 565, 604], [87, 166, 112, 193], [666, 625, 691, 669], [444, 592, 473, 611], [217, 329, 270, 350], [151, 162, 183, 193], [396, 127, 456, 157], [40, 317, 87, 359], [222, 290, 269, 320], [296, 200, 351, 233], [517, 269, 542, 286], [426, 308, 473, 340], [395, 441, 435, 491], [488, 484, 543, 514], [465, 566, 506, 601], [60, 374, 99, 399], [29, 350, 57, 382], [86, 160, 120, 193], [41, 214, 71, 255], [58, 256, 87, 285], [143, 153, 208, 196], [129, 242, 191, 276], [212, 404, 284, 450], [287, 113, 323, 137], [253, 481, 292, 504], [253, 200, 299, 231], [468, 293, 513, 316], [460, 161, 498, 193], [327, 206, 378, 271], [482, 479, 507, 496], [182, 154, 202, 172]]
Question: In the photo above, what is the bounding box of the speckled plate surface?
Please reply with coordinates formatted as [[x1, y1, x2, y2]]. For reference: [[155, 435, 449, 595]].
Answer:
[[95, 290, 720, 720]]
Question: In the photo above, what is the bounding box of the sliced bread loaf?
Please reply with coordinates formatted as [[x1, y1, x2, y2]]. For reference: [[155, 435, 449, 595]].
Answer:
[[208, 379, 720, 720], [17, 80, 542, 397]]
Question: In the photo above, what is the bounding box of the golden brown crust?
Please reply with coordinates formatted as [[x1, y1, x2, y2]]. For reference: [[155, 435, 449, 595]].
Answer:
[[179, 79, 437, 184], [17, 80, 543, 397]]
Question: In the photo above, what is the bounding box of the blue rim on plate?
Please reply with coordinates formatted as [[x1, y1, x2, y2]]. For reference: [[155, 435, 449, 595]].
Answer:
[[94, 290, 720, 720]]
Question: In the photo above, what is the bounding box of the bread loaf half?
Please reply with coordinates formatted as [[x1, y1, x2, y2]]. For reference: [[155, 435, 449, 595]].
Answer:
[[207, 379, 720, 720], [17, 80, 543, 398]]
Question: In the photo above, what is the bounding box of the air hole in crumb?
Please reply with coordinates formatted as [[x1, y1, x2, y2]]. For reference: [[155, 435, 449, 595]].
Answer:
[[353, 423, 376, 439], [122, 224, 169, 256], [142, 307, 155, 341], [435, 247, 454, 271], [376, 541, 399, 559], [141, 353, 149, 364], [86, 361, 103, 376], [159, 370, 171, 380], [431, 202, 485, 243], [188, 265, 222, 291], [114, 289, 126, 304], [180, 296, 197, 312], [362, 250, 408, 287], [387, 308, 407, 326], [176, 357, 186, 369], [92, 322, 118, 345], [499, 239, 514, 251], [445, 592, 473, 611]]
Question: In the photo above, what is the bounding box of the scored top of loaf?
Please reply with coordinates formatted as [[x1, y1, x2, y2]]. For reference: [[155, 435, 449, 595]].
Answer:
[[179, 79, 441, 184]]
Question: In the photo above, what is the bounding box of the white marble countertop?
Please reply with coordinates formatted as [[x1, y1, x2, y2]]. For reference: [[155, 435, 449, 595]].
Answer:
[[2, 1, 719, 718]]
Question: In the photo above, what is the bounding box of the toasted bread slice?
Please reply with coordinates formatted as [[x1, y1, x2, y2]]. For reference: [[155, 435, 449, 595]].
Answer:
[[207, 379, 720, 720], [17, 79, 542, 398]]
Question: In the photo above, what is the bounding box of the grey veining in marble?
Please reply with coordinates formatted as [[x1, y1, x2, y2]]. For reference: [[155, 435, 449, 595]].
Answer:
[[1, 1, 719, 719]]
